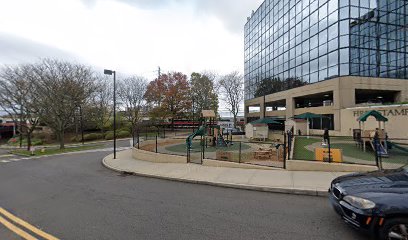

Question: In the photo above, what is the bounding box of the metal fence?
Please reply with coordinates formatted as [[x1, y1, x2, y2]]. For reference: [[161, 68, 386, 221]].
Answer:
[[134, 125, 407, 171], [135, 128, 287, 169], [134, 126, 194, 142], [289, 133, 408, 170], [202, 140, 286, 168]]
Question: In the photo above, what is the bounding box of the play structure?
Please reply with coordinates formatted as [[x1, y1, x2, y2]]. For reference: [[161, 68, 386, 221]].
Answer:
[[356, 110, 389, 157], [186, 110, 230, 150]]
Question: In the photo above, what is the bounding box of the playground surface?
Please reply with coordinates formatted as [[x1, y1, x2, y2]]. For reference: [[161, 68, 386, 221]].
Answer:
[[293, 136, 408, 169], [139, 137, 286, 168]]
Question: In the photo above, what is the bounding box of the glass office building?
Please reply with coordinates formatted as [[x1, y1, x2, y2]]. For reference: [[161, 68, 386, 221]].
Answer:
[[244, 0, 408, 100]]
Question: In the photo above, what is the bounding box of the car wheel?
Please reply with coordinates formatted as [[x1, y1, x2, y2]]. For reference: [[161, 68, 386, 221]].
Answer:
[[379, 218, 408, 240]]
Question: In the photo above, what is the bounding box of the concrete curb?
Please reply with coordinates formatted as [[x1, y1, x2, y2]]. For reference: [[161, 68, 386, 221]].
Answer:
[[101, 155, 328, 197]]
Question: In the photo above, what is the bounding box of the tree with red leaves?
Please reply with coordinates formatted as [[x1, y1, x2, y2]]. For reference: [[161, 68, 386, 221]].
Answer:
[[144, 72, 191, 127]]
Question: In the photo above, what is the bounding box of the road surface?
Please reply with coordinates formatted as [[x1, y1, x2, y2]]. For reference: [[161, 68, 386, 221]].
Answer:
[[0, 139, 368, 240]]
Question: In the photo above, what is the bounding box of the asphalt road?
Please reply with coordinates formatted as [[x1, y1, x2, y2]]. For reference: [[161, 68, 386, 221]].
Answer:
[[0, 139, 368, 240]]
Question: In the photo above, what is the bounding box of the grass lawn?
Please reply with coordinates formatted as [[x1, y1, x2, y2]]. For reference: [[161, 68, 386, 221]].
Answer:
[[293, 137, 321, 160], [330, 143, 374, 161], [293, 136, 408, 165], [11, 144, 104, 157], [165, 141, 251, 153]]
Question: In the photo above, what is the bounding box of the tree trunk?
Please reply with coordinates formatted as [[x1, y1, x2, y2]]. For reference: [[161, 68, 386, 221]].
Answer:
[[172, 118, 175, 133], [26, 132, 32, 151], [19, 130, 23, 148], [74, 114, 79, 140], [131, 124, 135, 147], [59, 130, 65, 149]]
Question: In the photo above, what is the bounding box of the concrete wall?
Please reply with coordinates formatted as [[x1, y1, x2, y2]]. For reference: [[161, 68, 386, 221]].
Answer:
[[132, 148, 187, 164], [340, 105, 408, 139], [202, 159, 278, 170], [286, 160, 378, 172]]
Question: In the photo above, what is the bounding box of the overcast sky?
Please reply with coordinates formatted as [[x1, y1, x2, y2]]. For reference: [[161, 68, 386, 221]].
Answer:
[[0, 0, 263, 80]]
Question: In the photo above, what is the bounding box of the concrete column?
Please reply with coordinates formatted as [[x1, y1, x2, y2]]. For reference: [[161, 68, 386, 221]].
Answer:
[[260, 102, 265, 119], [333, 112, 341, 132], [285, 96, 295, 119], [396, 90, 408, 103], [244, 105, 249, 124], [337, 78, 355, 109]]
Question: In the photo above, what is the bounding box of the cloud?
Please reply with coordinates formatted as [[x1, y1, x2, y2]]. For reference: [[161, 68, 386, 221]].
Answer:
[[80, 0, 262, 33], [0, 33, 81, 65], [191, 0, 263, 34]]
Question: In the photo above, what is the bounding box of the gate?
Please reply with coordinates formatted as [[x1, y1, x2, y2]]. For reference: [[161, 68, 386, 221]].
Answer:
[[187, 138, 203, 164]]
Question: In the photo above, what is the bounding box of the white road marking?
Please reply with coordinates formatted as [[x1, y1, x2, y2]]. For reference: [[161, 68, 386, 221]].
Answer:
[[0, 147, 132, 164]]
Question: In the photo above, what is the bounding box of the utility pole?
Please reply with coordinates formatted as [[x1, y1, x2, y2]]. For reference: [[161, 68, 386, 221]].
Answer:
[[158, 66, 161, 78]]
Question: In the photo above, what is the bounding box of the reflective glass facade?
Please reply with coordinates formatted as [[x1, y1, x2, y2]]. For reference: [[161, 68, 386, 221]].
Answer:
[[244, 0, 408, 100]]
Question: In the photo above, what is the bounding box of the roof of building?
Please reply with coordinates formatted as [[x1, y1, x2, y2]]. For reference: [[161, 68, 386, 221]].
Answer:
[[201, 110, 216, 118], [250, 118, 281, 125], [294, 112, 323, 119], [357, 110, 388, 122]]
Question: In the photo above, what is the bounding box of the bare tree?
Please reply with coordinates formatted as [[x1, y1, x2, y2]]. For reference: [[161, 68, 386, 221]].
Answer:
[[0, 64, 41, 150], [218, 71, 244, 128], [92, 75, 113, 135], [30, 59, 97, 149], [117, 76, 147, 146]]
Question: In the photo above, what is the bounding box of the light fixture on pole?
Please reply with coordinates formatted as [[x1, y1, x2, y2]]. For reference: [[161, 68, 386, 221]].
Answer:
[[104, 69, 117, 159]]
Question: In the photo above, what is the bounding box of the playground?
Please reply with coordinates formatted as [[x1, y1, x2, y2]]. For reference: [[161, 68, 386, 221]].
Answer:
[[293, 110, 408, 169], [138, 110, 286, 168]]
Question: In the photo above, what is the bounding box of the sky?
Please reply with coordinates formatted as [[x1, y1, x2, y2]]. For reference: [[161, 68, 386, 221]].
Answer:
[[0, 0, 263, 81]]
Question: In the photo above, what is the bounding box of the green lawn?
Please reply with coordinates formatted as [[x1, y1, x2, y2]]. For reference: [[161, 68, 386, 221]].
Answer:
[[330, 143, 374, 161], [165, 141, 251, 153], [293, 137, 321, 160], [293, 136, 408, 165], [11, 144, 104, 157]]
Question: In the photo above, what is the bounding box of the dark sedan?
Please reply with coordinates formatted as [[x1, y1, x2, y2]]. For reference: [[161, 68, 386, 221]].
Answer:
[[329, 165, 408, 240]]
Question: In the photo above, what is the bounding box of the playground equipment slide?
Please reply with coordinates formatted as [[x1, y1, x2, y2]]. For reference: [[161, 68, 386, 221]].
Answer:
[[186, 126, 206, 147], [387, 141, 408, 153], [370, 141, 389, 157], [217, 135, 228, 147]]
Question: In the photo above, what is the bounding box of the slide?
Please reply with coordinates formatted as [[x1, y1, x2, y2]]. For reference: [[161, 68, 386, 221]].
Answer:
[[387, 141, 408, 154], [186, 126, 206, 149], [217, 135, 228, 147], [370, 141, 389, 157]]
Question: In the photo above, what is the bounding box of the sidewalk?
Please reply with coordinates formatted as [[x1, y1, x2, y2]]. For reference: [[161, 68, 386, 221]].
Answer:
[[102, 149, 350, 196]]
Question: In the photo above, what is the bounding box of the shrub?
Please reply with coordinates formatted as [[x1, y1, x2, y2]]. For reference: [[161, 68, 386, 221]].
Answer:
[[83, 133, 103, 141], [7, 137, 43, 146], [70, 136, 79, 142], [117, 130, 130, 138], [104, 132, 114, 140], [104, 131, 113, 137], [31, 139, 43, 146], [7, 137, 18, 145], [104, 131, 130, 140]]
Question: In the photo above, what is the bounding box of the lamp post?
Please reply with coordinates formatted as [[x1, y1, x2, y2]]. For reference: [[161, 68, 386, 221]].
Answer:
[[104, 69, 116, 159]]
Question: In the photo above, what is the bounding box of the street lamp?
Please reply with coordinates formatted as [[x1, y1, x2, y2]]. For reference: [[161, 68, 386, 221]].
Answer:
[[104, 69, 117, 159]]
